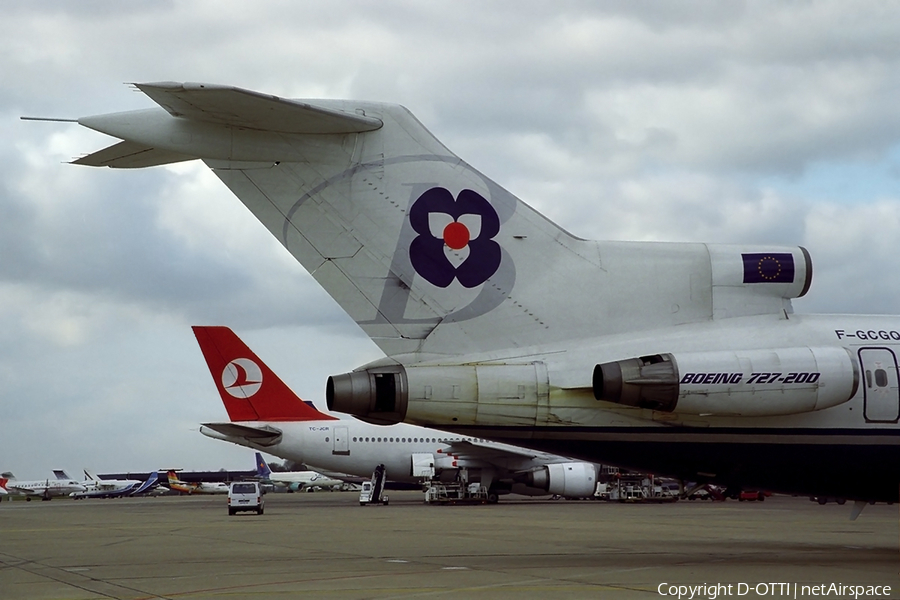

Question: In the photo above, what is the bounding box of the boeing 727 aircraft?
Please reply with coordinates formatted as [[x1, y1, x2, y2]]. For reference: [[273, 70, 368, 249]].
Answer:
[[195, 326, 600, 500], [63, 82, 900, 502]]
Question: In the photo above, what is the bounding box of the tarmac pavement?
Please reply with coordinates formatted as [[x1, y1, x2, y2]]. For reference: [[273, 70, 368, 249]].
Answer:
[[0, 491, 897, 599]]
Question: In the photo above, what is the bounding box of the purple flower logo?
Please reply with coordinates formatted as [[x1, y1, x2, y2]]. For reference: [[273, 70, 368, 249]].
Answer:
[[409, 188, 501, 288]]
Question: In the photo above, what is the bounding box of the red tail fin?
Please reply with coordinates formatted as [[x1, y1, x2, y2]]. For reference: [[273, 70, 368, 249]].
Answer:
[[192, 326, 336, 422]]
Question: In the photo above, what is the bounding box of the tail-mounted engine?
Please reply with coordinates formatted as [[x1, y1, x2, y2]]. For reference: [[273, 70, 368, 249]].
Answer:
[[327, 367, 408, 425], [328, 362, 549, 425], [593, 347, 858, 417]]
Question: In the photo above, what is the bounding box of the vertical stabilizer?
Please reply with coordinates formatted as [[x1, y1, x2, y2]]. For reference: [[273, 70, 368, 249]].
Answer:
[[192, 326, 336, 422], [130, 472, 159, 496], [255, 452, 274, 479], [75, 84, 809, 360]]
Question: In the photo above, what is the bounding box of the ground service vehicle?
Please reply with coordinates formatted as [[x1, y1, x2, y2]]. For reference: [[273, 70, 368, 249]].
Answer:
[[227, 481, 264, 515]]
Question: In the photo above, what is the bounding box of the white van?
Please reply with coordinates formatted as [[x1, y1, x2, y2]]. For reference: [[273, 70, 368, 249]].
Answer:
[[228, 481, 264, 515]]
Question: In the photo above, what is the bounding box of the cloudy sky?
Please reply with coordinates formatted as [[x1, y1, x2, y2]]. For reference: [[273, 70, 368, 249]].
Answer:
[[3, 1, 900, 477]]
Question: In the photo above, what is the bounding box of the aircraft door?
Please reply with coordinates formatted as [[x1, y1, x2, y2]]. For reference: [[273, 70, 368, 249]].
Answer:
[[411, 453, 435, 479], [333, 426, 350, 455], [858, 348, 900, 423]]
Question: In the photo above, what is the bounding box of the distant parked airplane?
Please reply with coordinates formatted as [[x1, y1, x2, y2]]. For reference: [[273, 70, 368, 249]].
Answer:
[[0, 471, 85, 501], [164, 471, 228, 495], [71, 470, 155, 499], [253, 452, 345, 492]]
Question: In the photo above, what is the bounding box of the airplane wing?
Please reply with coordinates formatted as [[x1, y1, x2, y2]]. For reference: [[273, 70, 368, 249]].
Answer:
[[132, 82, 383, 134], [443, 439, 544, 462]]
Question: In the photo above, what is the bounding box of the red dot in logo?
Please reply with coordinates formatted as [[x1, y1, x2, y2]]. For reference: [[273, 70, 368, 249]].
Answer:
[[443, 221, 470, 250]]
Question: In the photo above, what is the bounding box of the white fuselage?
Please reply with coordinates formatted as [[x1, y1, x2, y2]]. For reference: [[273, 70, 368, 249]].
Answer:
[[167, 479, 229, 495], [267, 471, 343, 489], [2, 479, 85, 498], [203, 419, 573, 490], [72, 478, 142, 498]]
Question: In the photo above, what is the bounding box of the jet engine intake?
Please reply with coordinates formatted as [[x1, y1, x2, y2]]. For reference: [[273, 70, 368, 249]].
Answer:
[[520, 462, 598, 498], [593, 347, 858, 417], [327, 367, 408, 425]]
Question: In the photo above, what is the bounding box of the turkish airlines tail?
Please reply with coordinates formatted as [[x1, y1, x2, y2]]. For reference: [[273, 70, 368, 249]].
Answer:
[[192, 326, 335, 422]]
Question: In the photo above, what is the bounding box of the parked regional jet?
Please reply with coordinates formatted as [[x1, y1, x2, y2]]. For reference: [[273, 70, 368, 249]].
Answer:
[[64, 82, 900, 502], [194, 326, 599, 500], [0, 471, 85, 500], [71, 470, 155, 499], [164, 471, 228, 495], [253, 453, 344, 492]]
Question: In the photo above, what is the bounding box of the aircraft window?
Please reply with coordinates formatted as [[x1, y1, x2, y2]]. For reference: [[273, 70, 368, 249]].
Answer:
[[876, 369, 889, 387], [866, 370, 873, 388], [402, 438, 406, 443], [390, 437, 395, 442], [353, 437, 357, 442], [325, 437, 330, 443], [377, 437, 382, 442]]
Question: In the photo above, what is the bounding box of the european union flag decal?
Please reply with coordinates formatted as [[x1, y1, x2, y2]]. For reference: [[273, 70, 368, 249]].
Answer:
[[742, 253, 795, 283]]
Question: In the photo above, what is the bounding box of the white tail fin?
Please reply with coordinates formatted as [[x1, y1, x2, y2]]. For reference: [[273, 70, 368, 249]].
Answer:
[[76, 83, 812, 359]]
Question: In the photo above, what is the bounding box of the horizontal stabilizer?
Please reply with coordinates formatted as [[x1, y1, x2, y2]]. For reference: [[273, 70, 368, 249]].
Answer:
[[72, 140, 194, 168], [201, 422, 282, 446], [134, 82, 383, 134]]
